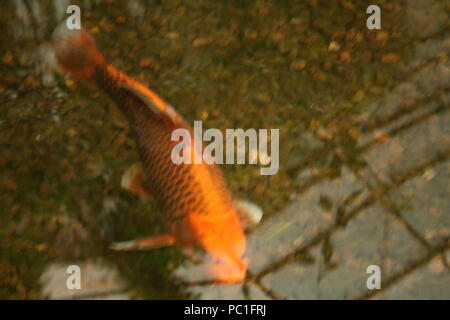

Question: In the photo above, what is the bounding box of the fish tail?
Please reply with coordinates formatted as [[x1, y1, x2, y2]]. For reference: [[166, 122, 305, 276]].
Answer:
[[52, 25, 105, 82]]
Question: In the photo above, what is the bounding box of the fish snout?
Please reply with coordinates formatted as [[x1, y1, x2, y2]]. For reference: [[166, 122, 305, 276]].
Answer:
[[208, 252, 248, 284]]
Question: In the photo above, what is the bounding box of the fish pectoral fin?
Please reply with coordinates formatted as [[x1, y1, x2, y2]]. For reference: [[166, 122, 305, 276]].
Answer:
[[235, 199, 264, 229], [110, 233, 176, 251], [120, 80, 183, 126], [121, 163, 152, 198]]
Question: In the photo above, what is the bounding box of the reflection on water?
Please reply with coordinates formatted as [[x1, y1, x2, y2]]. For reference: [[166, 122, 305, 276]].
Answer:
[[0, 0, 449, 299]]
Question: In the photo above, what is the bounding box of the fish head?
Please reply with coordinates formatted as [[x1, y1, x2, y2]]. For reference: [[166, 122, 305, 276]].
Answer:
[[187, 212, 248, 283]]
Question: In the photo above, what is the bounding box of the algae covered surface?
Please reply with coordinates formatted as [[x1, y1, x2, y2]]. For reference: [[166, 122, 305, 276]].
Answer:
[[0, 0, 449, 299]]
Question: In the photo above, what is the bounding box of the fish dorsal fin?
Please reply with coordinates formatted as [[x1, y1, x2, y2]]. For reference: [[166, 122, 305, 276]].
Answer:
[[120, 77, 183, 126], [235, 199, 263, 229]]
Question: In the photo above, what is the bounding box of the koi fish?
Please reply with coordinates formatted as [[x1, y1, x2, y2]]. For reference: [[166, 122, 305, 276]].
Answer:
[[52, 26, 262, 283]]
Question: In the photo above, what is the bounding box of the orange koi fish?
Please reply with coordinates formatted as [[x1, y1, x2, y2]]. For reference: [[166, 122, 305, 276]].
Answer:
[[52, 27, 262, 283]]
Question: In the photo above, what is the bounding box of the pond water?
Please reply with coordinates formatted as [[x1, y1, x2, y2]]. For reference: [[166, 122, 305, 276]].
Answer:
[[0, 0, 449, 299]]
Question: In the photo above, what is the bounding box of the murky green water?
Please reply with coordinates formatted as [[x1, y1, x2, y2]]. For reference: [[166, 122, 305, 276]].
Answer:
[[1, 0, 449, 299]]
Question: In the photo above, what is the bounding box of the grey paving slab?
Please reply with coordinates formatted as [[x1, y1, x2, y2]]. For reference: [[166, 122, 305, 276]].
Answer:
[[390, 161, 450, 246], [258, 206, 430, 300], [320, 207, 428, 299], [259, 247, 321, 300], [373, 251, 450, 300], [361, 105, 449, 185], [39, 260, 130, 300], [247, 166, 367, 274]]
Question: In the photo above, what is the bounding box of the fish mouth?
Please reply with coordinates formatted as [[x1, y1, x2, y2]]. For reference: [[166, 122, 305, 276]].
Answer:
[[207, 255, 248, 284]]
